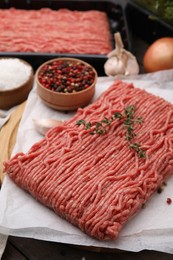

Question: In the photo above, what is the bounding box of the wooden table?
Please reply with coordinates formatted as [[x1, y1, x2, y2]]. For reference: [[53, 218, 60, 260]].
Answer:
[[1, 37, 173, 259], [2, 236, 173, 260]]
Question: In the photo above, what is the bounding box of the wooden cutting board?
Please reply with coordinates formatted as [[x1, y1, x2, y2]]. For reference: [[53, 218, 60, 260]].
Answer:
[[0, 101, 26, 185]]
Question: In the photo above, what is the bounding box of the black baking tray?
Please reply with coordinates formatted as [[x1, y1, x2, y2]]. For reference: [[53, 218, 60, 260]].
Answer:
[[0, 0, 131, 76], [125, 1, 173, 46]]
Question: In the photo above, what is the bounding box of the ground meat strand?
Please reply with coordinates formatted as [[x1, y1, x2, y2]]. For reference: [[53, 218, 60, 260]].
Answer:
[[4, 80, 173, 240]]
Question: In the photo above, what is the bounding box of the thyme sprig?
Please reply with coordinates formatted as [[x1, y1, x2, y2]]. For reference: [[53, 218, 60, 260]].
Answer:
[[76, 117, 109, 135], [76, 105, 146, 158]]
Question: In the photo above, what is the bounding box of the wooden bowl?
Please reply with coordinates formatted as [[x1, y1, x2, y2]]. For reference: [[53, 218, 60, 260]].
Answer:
[[0, 58, 34, 109], [36, 58, 97, 111]]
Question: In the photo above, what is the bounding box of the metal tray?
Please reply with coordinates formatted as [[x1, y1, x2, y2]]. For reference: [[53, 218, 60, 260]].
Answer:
[[0, 0, 131, 76], [126, 1, 173, 45]]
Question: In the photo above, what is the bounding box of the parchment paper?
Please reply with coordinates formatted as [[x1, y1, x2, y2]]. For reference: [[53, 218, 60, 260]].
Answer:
[[0, 233, 7, 259], [0, 69, 173, 253]]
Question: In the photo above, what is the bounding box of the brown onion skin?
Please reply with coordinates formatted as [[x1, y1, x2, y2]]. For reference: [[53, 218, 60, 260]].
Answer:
[[143, 37, 173, 73]]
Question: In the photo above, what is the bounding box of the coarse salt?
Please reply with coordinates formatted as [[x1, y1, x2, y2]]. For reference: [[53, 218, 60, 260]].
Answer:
[[0, 58, 32, 90]]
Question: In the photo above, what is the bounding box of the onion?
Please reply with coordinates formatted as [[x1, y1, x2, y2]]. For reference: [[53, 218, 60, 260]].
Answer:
[[143, 37, 173, 73]]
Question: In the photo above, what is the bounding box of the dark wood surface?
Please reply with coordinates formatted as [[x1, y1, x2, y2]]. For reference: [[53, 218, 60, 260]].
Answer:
[[2, 236, 173, 260]]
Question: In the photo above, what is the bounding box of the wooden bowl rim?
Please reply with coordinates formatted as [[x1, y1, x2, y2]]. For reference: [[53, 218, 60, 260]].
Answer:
[[36, 57, 98, 96]]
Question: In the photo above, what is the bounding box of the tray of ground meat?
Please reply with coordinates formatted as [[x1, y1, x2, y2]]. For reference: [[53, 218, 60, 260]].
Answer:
[[0, 0, 131, 75]]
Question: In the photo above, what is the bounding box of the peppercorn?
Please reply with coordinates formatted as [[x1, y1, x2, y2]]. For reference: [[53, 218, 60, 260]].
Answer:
[[38, 60, 95, 93], [167, 197, 172, 205], [157, 187, 162, 194]]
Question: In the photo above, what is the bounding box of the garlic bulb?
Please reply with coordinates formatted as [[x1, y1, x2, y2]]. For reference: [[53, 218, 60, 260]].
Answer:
[[33, 118, 64, 135], [104, 32, 139, 76]]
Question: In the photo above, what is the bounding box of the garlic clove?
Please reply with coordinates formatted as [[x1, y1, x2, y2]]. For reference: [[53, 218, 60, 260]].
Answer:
[[33, 118, 64, 135], [104, 56, 125, 76], [104, 32, 139, 77], [125, 55, 140, 76]]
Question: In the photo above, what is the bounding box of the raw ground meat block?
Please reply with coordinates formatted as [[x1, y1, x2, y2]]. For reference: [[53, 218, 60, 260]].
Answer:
[[0, 8, 112, 54], [4, 80, 173, 240]]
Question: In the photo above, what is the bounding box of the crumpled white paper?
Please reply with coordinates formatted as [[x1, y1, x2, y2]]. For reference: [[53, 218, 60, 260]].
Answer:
[[0, 69, 173, 253]]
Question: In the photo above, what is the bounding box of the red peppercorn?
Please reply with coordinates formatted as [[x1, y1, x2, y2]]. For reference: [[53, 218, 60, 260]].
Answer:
[[38, 60, 95, 93], [166, 197, 172, 205]]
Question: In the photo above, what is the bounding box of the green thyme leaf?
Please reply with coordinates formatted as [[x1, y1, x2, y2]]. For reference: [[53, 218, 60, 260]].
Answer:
[[85, 122, 92, 129], [96, 129, 105, 135], [95, 122, 102, 128], [101, 117, 112, 125], [139, 150, 146, 158], [137, 117, 143, 124], [112, 112, 123, 120], [76, 119, 85, 126]]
